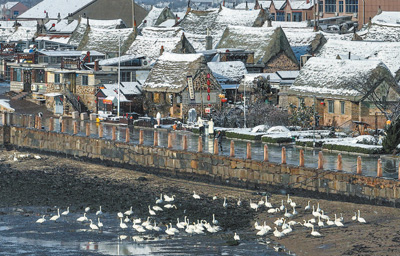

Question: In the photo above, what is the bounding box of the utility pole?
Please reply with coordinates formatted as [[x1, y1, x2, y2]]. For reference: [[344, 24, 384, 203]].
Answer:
[[244, 82, 247, 128], [132, 0, 135, 28], [117, 35, 121, 117], [313, 95, 316, 147]]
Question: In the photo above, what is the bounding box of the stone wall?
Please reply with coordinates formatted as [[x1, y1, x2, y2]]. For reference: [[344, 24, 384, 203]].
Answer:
[[2, 126, 400, 206]]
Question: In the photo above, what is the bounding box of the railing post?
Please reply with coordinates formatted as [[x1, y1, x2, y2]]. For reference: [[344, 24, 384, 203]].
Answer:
[[264, 144, 269, 162], [112, 126, 116, 140], [125, 128, 130, 143], [337, 153, 342, 171], [73, 121, 78, 134], [281, 147, 286, 164], [214, 139, 219, 155], [49, 117, 54, 131], [197, 136, 202, 152], [61, 119, 66, 133], [299, 149, 304, 167], [230, 140, 235, 157], [318, 151, 323, 169], [357, 156, 362, 175], [168, 133, 172, 148], [246, 142, 251, 159], [183, 135, 187, 150], [153, 131, 158, 146], [139, 130, 144, 145], [86, 123, 90, 136], [98, 124, 103, 138], [377, 158, 382, 177]]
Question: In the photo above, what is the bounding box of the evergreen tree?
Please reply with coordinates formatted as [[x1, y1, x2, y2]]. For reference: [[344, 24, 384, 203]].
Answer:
[[382, 118, 400, 154]]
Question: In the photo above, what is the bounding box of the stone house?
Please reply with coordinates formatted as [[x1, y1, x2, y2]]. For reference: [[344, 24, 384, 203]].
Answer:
[[1, 2, 28, 20], [286, 57, 400, 128], [142, 52, 221, 118], [216, 26, 299, 73], [138, 6, 177, 29], [269, 0, 314, 22]]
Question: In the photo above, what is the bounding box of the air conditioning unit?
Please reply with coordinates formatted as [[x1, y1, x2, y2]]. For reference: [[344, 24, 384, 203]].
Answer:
[[55, 84, 60, 90], [31, 84, 38, 92], [353, 13, 358, 18], [335, 12, 338, 16], [319, 12, 323, 17]]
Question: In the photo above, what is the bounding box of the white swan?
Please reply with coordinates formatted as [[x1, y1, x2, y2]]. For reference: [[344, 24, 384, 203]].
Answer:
[[334, 214, 344, 227], [233, 232, 240, 241], [169, 223, 179, 233], [156, 193, 163, 204], [96, 206, 103, 216], [212, 214, 218, 225], [292, 206, 298, 215], [237, 197, 242, 207], [267, 208, 280, 214], [177, 218, 186, 229], [164, 195, 175, 202], [89, 219, 99, 230], [36, 215, 46, 224], [282, 225, 292, 235], [326, 217, 335, 226], [305, 201, 311, 211], [265, 196, 273, 208], [279, 200, 285, 211], [97, 218, 103, 228], [311, 225, 321, 237], [284, 208, 293, 218], [303, 220, 314, 228], [61, 207, 69, 216], [152, 205, 163, 211], [117, 212, 123, 218], [164, 204, 177, 209], [124, 206, 133, 216], [223, 197, 228, 208], [77, 213, 87, 222], [320, 210, 329, 220], [287, 194, 291, 203], [193, 191, 201, 200], [273, 227, 284, 238], [153, 221, 161, 232], [119, 218, 128, 229], [352, 212, 357, 221], [318, 216, 324, 227], [165, 225, 175, 235], [85, 207, 90, 213], [250, 199, 259, 211], [312, 205, 321, 217], [274, 218, 284, 226], [258, 197, 265, 206], [213, 195, 218, 200], [50, 209, 60, 221], [124, 216, 130, 223], [316, 203, 321, 213], [357, 210, 366, 223], [148, 205, 156, 216]]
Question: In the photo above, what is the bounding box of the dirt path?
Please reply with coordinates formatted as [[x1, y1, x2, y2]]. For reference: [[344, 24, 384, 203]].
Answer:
[[1, 149, 400, 255]]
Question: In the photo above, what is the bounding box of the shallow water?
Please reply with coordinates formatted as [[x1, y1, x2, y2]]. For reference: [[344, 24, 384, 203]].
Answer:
[[0, 207, 288, 255]]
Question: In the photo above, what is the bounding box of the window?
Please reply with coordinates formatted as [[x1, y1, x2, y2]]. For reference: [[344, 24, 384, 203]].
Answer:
[[340, 101, 345, 114], [13, 11, 19, 16], [346, 0, 358, 13], [292, 12, 302, 22], [276, 12, 284, 21], [35, 69, 45, 83], [325, 0, 336, 13], [318, 1, 323, 12], [328, 100, 334, 113], [121, 71, 131, 82], [13, 68, 21, 82], [286, 13, 291, 21], [54, 74, 60, 83], [82, 75, 89, 85], [339, 1, 344, 12], [271, 13, 275, 21]]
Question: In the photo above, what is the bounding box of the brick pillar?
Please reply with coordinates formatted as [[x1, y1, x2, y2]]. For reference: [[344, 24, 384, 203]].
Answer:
[[112, 126, 116, 140], [73, 121, 78, 134], [125, 128, 130, 143], [246, 142, 251, 159], [28, 115, 32, 128], [139, 130, 144, 145], [230, 140, 235, 157], [49, 117, 54, 131], [318, 151, 323, 169], [183, 135, 187, 150], [264, 144, 269, 162], [337, 153, 342, 171], [299, 149, 304, 167], [37, 117, 42, 130], [197, 136, 202, 152], [377, 158, 382, 177], [98, 124, 103, 138], [34, 115, 38, 129], [153, 131, 158, 146], [86, 123, 90, 137], [281, 147, 286, 164], [2, 113, 7, 126], [168, 133, 172, 148], [214, 139, 218, 155], [357, 156, 362, 175]]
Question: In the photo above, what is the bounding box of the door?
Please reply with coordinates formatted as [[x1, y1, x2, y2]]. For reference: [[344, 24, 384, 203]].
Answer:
[[54, 96, 63, 115], [23, 70, 32, 92]]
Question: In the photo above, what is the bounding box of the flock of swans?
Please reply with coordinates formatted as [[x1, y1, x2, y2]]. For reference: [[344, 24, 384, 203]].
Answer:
[[35, 191, 368, 243]]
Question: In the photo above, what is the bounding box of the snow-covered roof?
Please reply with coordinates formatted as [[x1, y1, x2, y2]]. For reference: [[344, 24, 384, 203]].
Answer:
[[357, 23, 400, 42], [7, 27, 36, 41], [276, 70, 299, 79], [79, 27, 135, 54], [0, 20, 37, 28], [18, 0, 95, 19], [317, 40, 400, 76], [127, 27, 195, 63], [290, 57, 396, 100], [281, 27, 327, 59], [266, 21, 309, 28], [207, 61, 248, 85], [35, 35, 71, 45], [240, 73, 279, 91], [272, 0, 286, 9], [217, 26, 298, 65], [38, 49, 104, 57], [88, 19, 125, 29], [371, 11, 400, 26], [2, 2, 19, 9], [143, 52, 206, 93], [139, 6, 175, 28], [45, 20, 79, 34], [158, 19, 176, 27], [96, 54, 145, 66], [100, 82, 143, 98], [288, 0, 313, 10]]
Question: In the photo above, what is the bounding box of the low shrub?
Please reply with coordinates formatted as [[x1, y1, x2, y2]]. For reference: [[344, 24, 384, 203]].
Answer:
[[225, 131, 263, 141], [322, 143, 383, 154], [262, 136, 294, 144]]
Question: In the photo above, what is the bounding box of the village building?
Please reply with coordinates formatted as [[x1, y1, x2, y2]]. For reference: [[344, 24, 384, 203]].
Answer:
[[357, 11, 400, 42], [269, 0, 314, 22], [286, 57, 400, 128], [207, 61, 248, 103], [138, 6, 177, 29], [142, 52, 221, 118], [18, 0, 148, 28], [126, 27, 196, 63], [0, 1, 28, 20], [216, 26, 299, 73]]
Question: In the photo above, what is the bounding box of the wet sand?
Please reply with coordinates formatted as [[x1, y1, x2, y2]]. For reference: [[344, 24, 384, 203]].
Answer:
[[1, 149, 400, 255]]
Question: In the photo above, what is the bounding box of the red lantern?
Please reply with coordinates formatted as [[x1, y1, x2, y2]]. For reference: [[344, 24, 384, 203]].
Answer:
[[320, 102, 325, 105], [207, 73, 210, 79], [221, 98, 228, 103], [207, 79, 211, 86], [207, 87, 210, 93], [207, 94, 210, 101]]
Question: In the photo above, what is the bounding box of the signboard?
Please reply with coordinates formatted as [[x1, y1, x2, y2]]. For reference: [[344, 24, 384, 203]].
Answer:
[[205, 108, 211, 114], [187, 76, 195, 100], [103, 99, 113, 104]]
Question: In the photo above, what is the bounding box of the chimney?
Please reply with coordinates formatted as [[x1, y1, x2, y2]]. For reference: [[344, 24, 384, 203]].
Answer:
[[57, 12, 61, 22], [377, 6, 382, 15], [160, 45, 164, 56], [67, 13, 73, 24], [87, 17, 90, 26], [186, 0, 191, 15], [205, 28, 212, 50], [223, 0, 225, 7], [94, 59, 99, 71], [255, 0, 260, 10], [245, 1, 248, 10], [348, 52, 351, 59], [175, 14, 179, 25]]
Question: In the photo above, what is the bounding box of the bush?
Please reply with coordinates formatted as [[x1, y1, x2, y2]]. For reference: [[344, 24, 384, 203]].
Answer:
[[322, 143, 383, 154], [262, 136, 294, 144], [382, 119, 400, 154], [295, 140, 324, 148], [225, 131, 263, 141]]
